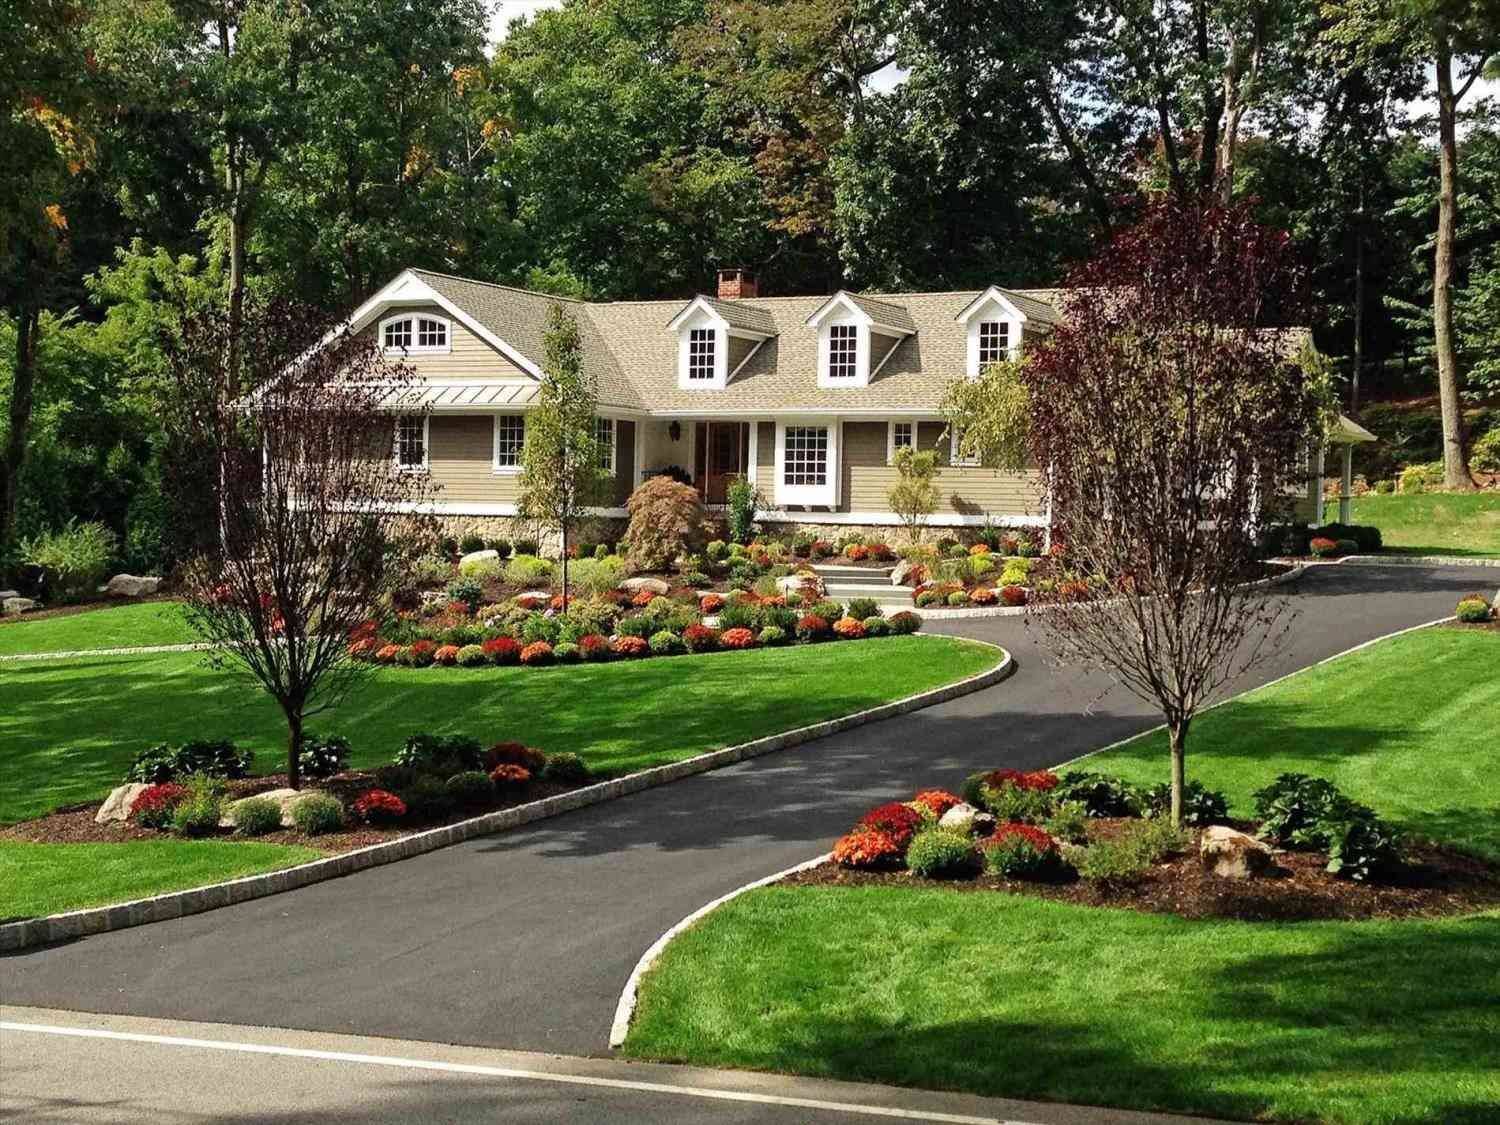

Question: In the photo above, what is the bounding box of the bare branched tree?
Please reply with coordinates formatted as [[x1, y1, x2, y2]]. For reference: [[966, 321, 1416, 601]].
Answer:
[[163, 299, 437, 789], [1022, 199, 1330, 826]]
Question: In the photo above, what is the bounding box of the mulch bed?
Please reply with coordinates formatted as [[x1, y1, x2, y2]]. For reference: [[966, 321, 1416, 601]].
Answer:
[[0, 771, 588, 856], [784, 818, 1500, 922]]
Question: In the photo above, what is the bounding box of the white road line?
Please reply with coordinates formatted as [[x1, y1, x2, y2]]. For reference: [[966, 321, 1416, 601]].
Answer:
[[0, 1020, 1034, 1125]]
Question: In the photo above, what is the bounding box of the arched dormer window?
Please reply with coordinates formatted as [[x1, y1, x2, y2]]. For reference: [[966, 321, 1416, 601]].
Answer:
[[380, 313, 451, 355]]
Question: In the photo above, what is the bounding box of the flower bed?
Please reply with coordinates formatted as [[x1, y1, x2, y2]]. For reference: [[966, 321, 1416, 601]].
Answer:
[[802, 769, 1499, 921]]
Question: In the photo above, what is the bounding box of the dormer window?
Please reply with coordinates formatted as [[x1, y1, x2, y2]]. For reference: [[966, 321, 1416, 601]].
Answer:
[[687, 328, 716, 381], [828, 324, 859, 379], [977, 321, 1008, 367], [380, 313, 451, 355]]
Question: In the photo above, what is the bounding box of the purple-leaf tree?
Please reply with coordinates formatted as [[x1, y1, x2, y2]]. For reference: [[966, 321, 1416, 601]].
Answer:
[[163, 299, 438, 789], [1023, 198, 1332, 826]]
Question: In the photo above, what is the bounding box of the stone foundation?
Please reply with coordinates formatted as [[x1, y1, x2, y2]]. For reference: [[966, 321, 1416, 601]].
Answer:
[[432, 515, 629, 557]]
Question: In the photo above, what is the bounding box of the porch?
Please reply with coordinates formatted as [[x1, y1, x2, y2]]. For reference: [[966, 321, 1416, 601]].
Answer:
[[636, 418, 767, 505]]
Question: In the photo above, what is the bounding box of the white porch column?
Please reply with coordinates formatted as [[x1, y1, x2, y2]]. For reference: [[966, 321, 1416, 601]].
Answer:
[[1340, 444, 1353, 524]]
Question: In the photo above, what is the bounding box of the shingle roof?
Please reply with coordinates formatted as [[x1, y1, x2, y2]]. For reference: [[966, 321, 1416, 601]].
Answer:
[[409, 270, 1065, 414]]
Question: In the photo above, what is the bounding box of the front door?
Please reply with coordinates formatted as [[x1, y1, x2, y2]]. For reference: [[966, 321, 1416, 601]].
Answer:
[[695, 422, 749, 504]]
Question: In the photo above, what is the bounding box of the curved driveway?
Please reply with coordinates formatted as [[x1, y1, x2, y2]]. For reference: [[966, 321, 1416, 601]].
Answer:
[[2, 563, 1490, 1057]]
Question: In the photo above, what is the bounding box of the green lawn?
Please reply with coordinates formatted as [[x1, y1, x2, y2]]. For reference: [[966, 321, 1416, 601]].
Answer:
[[1084, 627, 1500, 861], [623, 627, 1500, 1123], [625, 888, 1500, 1125], [0, 839, 323, 920], [0, 601, 197, 656], [1329, 491, 1500, 557], [0, 635, 1000, 825]]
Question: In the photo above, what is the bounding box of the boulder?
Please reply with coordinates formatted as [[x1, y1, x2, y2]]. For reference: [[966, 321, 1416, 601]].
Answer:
[[459, 548, 499, 569], [1199, 825, 1275, 880], [105, 573, 163, 598], [890, 560, 912, 587], [938, 802, 995, 836], [0, 589, 18, 601], [95, 782, 150, 824], [222, 788, 326, 829], [620, 576, 670, 596], [776, 573, 823, 598], [3, 596, 38, 616]]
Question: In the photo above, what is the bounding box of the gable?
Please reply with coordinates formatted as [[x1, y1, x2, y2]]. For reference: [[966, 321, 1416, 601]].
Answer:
[[356, 304, 533, 380]]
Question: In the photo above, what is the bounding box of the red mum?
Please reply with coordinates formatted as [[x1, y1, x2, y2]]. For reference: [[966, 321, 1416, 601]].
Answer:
[[353, 788, 407, 825], [911, 789, 963, 818], [857, 801, 924, 845], [489, 763, 532, 788], [519, 641, 554, 665], [833, 828, 905, 869], [612, 635, 648, 657], [984, 768, 1058, 792], [700, 593, 726, 614], [720, 627, 756, 649], [482, 636, 521, 664]]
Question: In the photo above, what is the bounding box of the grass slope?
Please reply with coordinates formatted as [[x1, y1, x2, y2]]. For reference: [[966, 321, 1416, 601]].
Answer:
[[0, 839, 322, 920], [0, 601, 196, 656], [625, 887, 1500, 1125], [0, 635, 998, 825], [1333, 491, 1500, 557], [1083, 628, 1500, 861]]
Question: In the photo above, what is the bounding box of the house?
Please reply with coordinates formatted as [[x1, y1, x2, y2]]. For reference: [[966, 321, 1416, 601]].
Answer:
[[342, 266, 1058, 541]]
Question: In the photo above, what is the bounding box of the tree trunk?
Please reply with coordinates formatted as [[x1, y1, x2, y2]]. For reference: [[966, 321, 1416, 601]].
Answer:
[[227, 193, 247, 398], [1432, 32, 1474, 491], [1353, 177, 1365, 413], [1168, 720, 1189, 829], [560, 522, 570, 608], [285, 705, 304, 790], [0, 304, 40, 555]]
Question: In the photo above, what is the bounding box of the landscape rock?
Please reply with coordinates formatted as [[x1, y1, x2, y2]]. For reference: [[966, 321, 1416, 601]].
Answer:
[[95, 783, 150, 824], [0, 589, 18, 601], [3, 596, 38, 616], [890, 560, 912, 587], [105, 574, 163, 598], [1199, 825, 1275, 880], [459, 549, 499, 569], [221, 788, 327, 829], [777, 573, 823, 598], [938, 803, 996, 836], [620, 576, 670, 596]]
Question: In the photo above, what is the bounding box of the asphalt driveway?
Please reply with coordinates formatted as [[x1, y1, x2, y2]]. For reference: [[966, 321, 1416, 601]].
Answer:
[[1, 562, 1489, 1058]]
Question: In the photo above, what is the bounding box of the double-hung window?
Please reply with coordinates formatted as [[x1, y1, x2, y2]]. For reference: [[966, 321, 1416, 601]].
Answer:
[[395, 415, 427, 471], [827, 324, 858, 380], [494, 414, 525, 471], [595, 417, 615, 472], [977, 320, 1008, 368], [889, 421, 914, 463], [687, 328, 716, 381], [783, 426, 829, 487]]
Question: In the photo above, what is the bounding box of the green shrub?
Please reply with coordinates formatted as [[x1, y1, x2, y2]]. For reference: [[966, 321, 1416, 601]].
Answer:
[[398, 775, 455, 820], [980, 826, 1060, 878], [446, 577, 484, 610], [846, 597, 880, 620], [1141, 780, 1229, 827], [298, 735, 351, 780], [457, 556, 502, 581], [1374, 479, 1395, 494], [706, 539, 729, 561], [408, 554, 452, 586], [1252, 772, 1403, 880], [761, 604, 798, 632], [810, 599, 844, 620], [125, 743, 181, 784], [1398, 461, 1443, 494], [456, 643, 488, 666], [291, 793, 345, 835], [568, 556, 626, 597], [1043, 800, 1090, 844], [1075, 819, 1185, 882], [715, 599, 761, 630], [445, 770, 495, 808], [1455, 595, 1492, 623], [1317, 522, 1383, 553], [521, 612, 561, 645], [542, 752, 591, 784], [459, 533, 486, 554], [233, 796, 283, 837], [170, 774, 224, 837], [19, 518, 116, 598], [487, 538, 512, 558], [506, 554, 553, 586], [553, 641, 580, 662], [906, 827, 979, 878], [863, 616, 891, 636], [126, 740, 253, 784], [616, 615, 654, 638], [1054, 771, 1146, 818], [758, 625, 788, 646], [979, 780, 1054, 824], [558, 598, 620, 641], [887, 611, 921, 634], [1472, 428, 1500, 473], [649, 629, 685, 655], [394, 733, 484, 774]]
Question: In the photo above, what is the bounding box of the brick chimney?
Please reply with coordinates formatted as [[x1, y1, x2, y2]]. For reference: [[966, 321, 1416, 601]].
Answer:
[[717, 268, 758, 300]]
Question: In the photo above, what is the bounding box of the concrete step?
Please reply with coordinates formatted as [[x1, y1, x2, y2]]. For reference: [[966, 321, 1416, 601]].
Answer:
[[810, 563, 895, 581]]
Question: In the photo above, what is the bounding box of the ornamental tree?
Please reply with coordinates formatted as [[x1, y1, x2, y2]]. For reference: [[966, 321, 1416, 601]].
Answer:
[[1021, 198, 1330, 827], [886, 446, 939, 543], [517, 303, 611, 604], [162, 299, 437, 789]]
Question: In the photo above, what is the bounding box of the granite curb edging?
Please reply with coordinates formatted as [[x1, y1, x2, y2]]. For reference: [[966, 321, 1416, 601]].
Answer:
[[0, 644, 1013, 954]]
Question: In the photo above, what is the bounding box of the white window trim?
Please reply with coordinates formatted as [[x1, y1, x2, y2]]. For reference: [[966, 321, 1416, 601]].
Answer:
[[595, 415, 618, 474], [817, 318, 869, 388], [887, 420, 915, 465], [393, 414, 430, 473], [949, 427, 980, 468], [773, 418, 839, 507], [957, 290, 1025, 378], [492, 412, 526, 475], [380, 312, 453, 356]]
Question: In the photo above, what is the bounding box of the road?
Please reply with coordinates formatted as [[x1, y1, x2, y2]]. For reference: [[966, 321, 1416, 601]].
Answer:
[[1, 562, 1489, 1122]]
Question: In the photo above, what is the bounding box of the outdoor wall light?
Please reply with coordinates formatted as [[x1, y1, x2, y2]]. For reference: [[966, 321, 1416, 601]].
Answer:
[[669, 421, 682, 442]]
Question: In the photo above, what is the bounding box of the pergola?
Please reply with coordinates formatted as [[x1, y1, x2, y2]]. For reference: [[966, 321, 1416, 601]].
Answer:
[[1316, 414, 1379, 525]]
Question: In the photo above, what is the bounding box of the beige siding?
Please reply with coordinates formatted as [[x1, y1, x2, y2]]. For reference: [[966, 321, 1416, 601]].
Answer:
[[840, 420, 1042, 516], [756, 421, 775, 475], [359, 304, 533, 380], [428, 415, 522, 504]]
